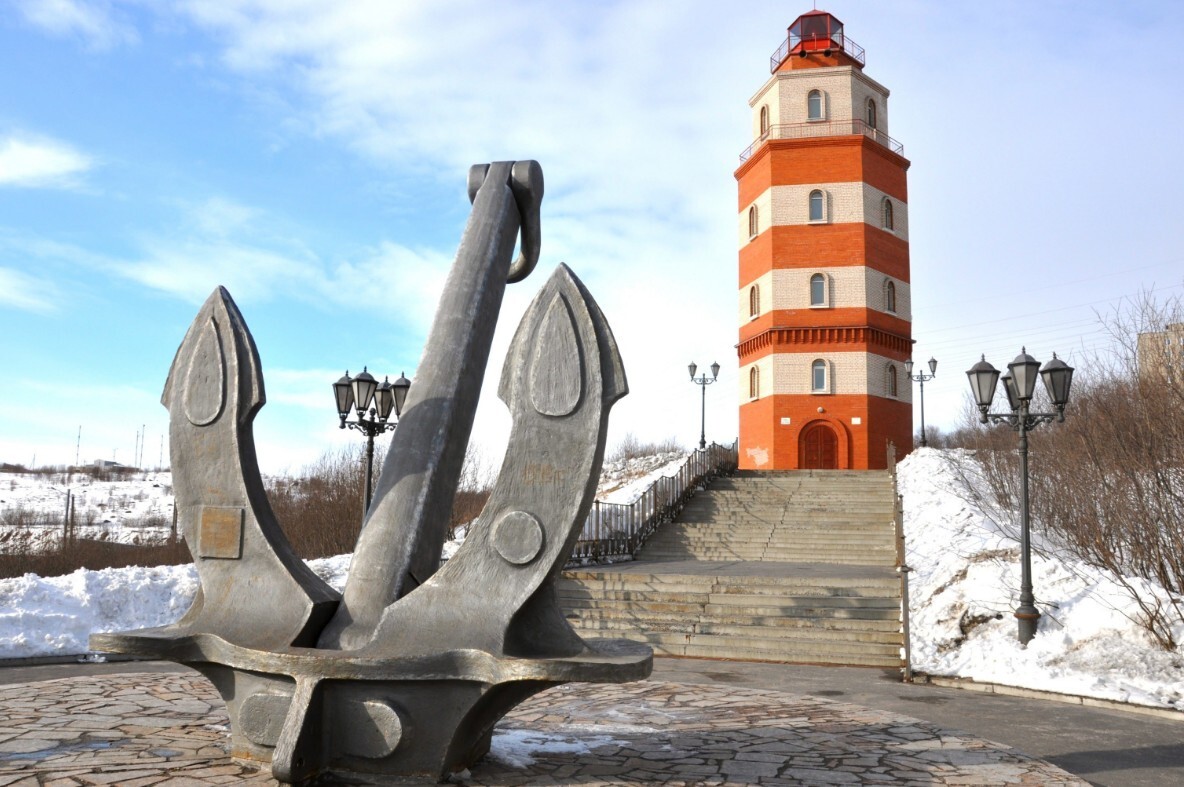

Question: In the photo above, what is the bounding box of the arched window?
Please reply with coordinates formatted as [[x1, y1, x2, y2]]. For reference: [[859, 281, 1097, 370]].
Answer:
[[749, 284, 760, 318], [884, 280, 896, 313], [887, 364, 898, 397], [759, 105, 770, 138], [810, 273, 826, 307], [748, 205, 759, 238], [807, 89, 823, 121], [811, 359, 828, 393], [809, 189, 824, 222], [866, 98, 877, 129], [749, 366, 760, 399], [882, 198, 894, 231]]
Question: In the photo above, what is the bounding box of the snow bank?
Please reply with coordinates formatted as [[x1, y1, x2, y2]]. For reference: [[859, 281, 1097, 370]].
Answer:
[[0, 554, 352, 660], [900, 448, 1184, 709]]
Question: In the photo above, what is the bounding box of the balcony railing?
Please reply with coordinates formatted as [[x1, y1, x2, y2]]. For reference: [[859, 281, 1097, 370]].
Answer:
[[739, 119, 904, 162], [770, 31, 866, 72]]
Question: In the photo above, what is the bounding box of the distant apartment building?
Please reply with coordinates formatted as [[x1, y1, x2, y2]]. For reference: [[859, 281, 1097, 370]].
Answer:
[[1137, 323, 1184, 381]]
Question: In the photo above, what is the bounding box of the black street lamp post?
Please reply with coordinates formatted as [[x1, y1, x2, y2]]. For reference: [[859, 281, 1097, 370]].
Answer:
[[966, 348, 1074, 645], [334, 368, 411, 522], [688, 361, 720, 450], [905, 357, 937, 447]]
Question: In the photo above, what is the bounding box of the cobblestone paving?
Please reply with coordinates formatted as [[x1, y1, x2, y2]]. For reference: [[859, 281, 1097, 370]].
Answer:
[[0, 673, 1087, 785]]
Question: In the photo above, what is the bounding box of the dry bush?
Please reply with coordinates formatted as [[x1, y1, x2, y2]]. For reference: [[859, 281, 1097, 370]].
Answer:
[[610, 433, 685, 462], [266, 444, 374, 560], [948, 292, 1184, 649], [267, 441, 495, 559], [0, 535, 191, 580]]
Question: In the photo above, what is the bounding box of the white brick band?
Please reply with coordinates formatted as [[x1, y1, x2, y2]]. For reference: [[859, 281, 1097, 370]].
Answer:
[[741, 182, 908, 244], [739, 267, 911, 322], [741, 351, 912, 403]]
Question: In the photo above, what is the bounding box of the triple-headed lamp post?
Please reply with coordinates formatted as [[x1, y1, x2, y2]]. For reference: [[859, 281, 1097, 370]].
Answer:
[[688, 361, 721, 451], [966, 348, 1074, 645], [334, 368, 411, 521], [904, 357, 937, 447]]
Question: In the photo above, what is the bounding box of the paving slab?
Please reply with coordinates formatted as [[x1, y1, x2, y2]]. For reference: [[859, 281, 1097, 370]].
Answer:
[[0, 671, 1089, 785]]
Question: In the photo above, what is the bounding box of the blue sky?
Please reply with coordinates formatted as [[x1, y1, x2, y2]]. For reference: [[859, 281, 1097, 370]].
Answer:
[[2, 1, 1183, 473]]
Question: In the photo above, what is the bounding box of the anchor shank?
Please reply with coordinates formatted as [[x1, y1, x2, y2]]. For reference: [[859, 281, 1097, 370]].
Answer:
[[320, 162, 525, 650]]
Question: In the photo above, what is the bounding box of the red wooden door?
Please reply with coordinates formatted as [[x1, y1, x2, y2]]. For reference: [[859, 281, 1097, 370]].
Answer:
[[801, 422, 838, 469]]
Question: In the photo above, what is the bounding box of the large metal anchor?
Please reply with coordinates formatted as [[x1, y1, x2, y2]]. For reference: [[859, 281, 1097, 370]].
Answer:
[[91, 161, 651, 784]]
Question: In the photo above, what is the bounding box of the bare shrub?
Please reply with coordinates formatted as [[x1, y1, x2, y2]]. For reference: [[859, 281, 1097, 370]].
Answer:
[[610, 433, 685, 462], [950, 292, 1184, 649], [267, 441, 495, 558], [0, 533, 191, 579], [266, 444, 374, 560]]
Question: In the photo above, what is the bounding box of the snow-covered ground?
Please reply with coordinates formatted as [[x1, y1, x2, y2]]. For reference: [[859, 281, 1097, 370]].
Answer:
[[1, 450, 1182, 713], [902, 448, 1183, 709], [0, 470, 174, 553]]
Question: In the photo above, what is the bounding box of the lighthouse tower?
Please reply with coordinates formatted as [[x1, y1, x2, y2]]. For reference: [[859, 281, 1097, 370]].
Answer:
[[735, 11, 913, 471]]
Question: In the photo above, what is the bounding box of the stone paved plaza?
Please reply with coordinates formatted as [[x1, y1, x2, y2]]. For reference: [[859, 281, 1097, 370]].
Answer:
[[0, 672, 1088, 786]]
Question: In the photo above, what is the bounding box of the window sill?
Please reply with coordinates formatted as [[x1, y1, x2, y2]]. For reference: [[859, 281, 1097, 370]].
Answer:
[[806, 117, 826, 123], [809, 304, 829, 309], [807, 219, 827, 225], [748, 313, 760, 322]]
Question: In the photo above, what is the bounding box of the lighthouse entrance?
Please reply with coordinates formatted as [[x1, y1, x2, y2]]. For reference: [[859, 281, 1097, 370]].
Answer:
[[801, 421, 838, 469]]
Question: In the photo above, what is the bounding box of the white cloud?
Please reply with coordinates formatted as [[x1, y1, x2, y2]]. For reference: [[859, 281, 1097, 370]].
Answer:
[[187, 196, 259, 237], [168, 1, 747, 453], [116, 239, 324, 305], [0, 134, 93, 189], [15, 0, 138, 50], [0, 267, 58, 312]]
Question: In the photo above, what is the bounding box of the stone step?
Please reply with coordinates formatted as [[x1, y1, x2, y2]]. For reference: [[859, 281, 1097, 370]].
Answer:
[[637, 545, 896, 556], [561, 571, 899, 593], [642, 533, 896, 544], [678, 511, 893, 519], [569, 617, 902, 644], [571, 625, 902, 653], [638, 551, 892, 560], [560, 597, 900, 621], [563, 605, 895, 634], [574, 630, 903, 666], [566, 468, 904, 667], [557, 587, 900, 608]]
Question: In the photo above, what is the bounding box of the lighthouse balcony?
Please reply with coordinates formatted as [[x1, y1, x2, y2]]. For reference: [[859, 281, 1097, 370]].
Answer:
[[770, 29, 866, 72], [740, 120, 904, 163]]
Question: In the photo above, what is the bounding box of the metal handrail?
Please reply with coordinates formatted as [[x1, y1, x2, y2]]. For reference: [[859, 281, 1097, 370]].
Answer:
[[770, 32, 866, 72], [739, 119, 904, 162], [568, 441, 739, 565]]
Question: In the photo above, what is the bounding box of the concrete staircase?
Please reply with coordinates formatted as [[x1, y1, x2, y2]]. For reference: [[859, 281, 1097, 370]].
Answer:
[[559, 469, 905, 667]]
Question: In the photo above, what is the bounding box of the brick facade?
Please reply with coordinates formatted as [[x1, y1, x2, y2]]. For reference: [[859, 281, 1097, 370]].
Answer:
[[736, 12, 913, 471]]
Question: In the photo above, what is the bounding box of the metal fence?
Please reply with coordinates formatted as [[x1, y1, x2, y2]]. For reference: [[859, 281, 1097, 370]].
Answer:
[[568, 441, 738, 565], [739, 120, 904, 162], [769, 31, 866, 72]]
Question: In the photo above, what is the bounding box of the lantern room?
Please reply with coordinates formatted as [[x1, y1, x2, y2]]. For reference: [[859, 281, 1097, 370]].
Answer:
[[773, 10, 866, 71]]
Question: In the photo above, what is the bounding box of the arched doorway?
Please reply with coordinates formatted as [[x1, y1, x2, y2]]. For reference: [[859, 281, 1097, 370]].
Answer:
[[801, 421, 838, 469]]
